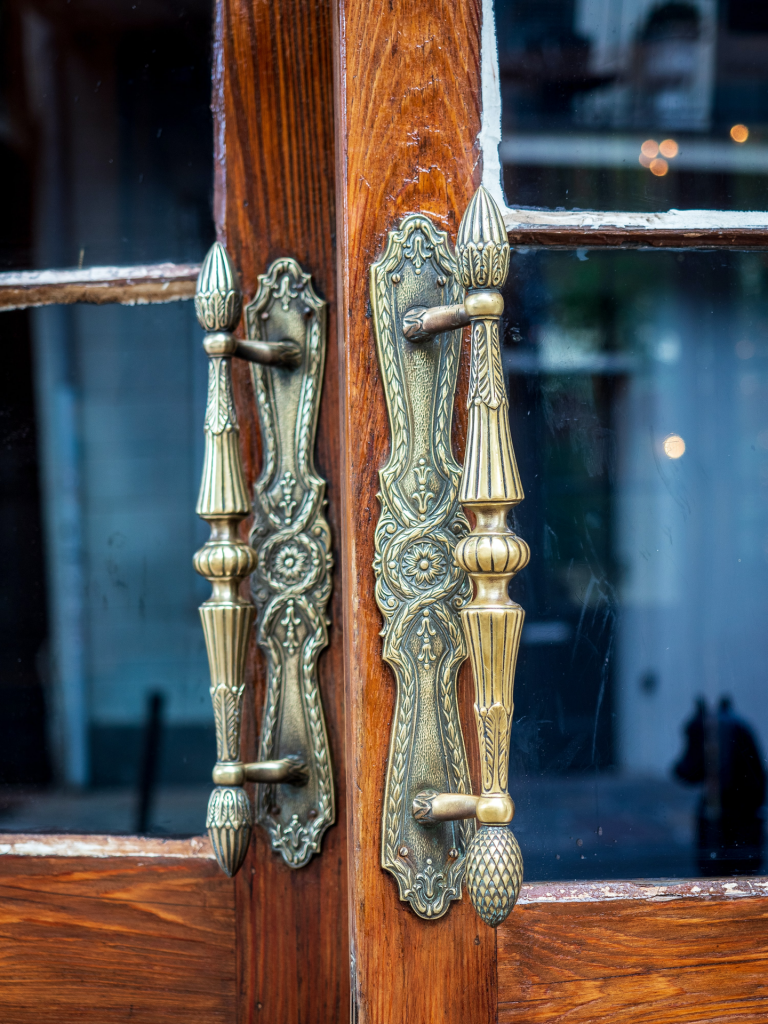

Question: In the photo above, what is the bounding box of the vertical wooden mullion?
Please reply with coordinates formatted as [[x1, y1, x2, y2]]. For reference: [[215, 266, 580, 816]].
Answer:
[[333, 1, 498, 1021], [213, 2, 347, 1023]]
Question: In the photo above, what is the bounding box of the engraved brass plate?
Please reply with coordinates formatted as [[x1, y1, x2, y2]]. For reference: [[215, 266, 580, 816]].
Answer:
[[244, 259, 334, 868], [371, 216, 473, 919]]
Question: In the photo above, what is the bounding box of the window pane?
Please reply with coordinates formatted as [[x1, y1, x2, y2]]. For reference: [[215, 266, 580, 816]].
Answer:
[[504, 248, 767, 878], [0, 301, 210, 834], [0, 0, 213, 269], [496, 0, 768, 212]]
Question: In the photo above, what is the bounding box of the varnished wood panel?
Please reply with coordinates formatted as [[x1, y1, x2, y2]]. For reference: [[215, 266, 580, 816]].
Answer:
[[0, 855, 235, 1024], [498, 893, 768, 1023], [213, 3, 347, 1023], [333, 2, 495, 1023]]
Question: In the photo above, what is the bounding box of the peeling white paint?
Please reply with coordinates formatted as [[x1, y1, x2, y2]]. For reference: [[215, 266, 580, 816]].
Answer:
[[479, 0, 504, 208], [503, 206, 768, 233], [0, 833, 214, 859], [478, 0, 768, 234], [0, 263, 200, 288], [518, 877, 768, 905]]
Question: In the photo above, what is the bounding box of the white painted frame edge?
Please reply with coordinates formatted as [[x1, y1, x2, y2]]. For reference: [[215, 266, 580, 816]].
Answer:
[[479, 0, 768, 235], [0, 833, 214, 858]]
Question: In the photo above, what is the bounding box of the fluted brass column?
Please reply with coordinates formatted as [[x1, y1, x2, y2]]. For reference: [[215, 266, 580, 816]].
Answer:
[[454, 187, 528, 926], [193, 243, 257, 876]]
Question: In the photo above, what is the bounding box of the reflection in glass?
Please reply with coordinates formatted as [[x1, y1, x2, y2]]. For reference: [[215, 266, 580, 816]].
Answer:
[[675, 696, 766, 875], [0, 302, 211, 834], [495, 0, 768, 211], [504, 249, 768, 879], [0, 0, 213, 269]]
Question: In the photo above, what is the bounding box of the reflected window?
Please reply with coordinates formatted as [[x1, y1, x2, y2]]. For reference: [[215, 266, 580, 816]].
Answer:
[[496, 0, 768, 210], [0, 0, 213, 269]]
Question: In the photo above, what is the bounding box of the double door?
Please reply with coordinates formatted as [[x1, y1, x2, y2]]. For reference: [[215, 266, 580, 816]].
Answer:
[[0, 0, 767, 1022]]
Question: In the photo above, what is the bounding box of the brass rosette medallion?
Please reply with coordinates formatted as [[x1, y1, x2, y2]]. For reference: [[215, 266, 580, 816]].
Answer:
[[371, 215, 474, 920]]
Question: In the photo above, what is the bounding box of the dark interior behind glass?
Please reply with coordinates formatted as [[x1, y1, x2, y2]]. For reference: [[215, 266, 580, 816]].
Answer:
[[495, 0, 768, 211], [504, 248, 767, 878], [0, 0, 214, 835]]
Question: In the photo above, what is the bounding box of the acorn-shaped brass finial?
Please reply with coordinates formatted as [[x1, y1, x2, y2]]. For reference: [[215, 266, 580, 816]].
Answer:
[[466, 826, 523, 927], [195, 241, 243, 333], [206, 786, 253, 877], [455, 185, 510, 291]]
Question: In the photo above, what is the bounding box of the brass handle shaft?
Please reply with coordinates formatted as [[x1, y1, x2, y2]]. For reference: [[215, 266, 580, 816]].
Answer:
[[212, 756, 310, 786], [402, 303, 470, 341], [193, 242, 257, 877], [453, 187, 528, 927], [234, 337, 302, 366]]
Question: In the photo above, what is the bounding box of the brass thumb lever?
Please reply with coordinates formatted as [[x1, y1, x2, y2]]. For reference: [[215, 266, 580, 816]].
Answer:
[[409, 186, 528, 926], [193, 242, 306, 876]]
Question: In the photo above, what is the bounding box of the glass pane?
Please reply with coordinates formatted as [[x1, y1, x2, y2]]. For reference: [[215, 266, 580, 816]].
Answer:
[[0, 0, 213, 269], [495, 0, 768, 211], [0, 301, 211, 834], [504, 248, 767, 878]]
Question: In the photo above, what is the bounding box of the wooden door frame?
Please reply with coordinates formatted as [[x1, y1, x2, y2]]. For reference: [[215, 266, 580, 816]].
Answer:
[[214, 1, 348, 1021], [333, 1, 498, 1021]]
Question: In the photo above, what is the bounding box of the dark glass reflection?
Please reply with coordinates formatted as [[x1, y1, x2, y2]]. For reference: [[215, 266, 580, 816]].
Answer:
[[0, 302, 211, 835], [0, 0, 213, 269], [675, 696, 766, 874], [495, 0, 768, 211], [0, 1, 214, 834], [504, 248, 768, 878]]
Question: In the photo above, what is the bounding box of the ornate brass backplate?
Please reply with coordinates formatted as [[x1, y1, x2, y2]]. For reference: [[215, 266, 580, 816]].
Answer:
[[244, 259, 334, 869], [371, 216, 474, 919]]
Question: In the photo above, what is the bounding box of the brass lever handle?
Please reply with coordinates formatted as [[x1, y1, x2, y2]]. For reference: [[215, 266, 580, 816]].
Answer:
[[193, 243, 310, 876], [233, 337, 302, 367], [407, 187, 528, 926]]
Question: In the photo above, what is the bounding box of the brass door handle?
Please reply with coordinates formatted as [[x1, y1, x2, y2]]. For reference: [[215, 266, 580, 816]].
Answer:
[[372, 187, 526, 926], [194, 243, 334, 876], [416, 187, 526, 926]]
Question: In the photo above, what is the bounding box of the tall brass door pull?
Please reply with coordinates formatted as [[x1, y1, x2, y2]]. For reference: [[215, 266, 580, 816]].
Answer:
[[372, 187, 527, 927], [194, 243, 334, 876]]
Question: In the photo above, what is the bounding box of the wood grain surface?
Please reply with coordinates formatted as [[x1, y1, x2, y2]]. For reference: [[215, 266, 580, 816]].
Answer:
[[213, 3, 348, 1023], [332, 1, 497, 1023], [498, 893, 768, 1023], [0, 855, 235, 1024]]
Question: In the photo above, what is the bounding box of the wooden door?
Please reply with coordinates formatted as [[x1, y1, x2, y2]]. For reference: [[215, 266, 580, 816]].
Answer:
[[332, 0, 768, 1022], [1, 1, 767, 1023], [0, 2, 347, 1022]]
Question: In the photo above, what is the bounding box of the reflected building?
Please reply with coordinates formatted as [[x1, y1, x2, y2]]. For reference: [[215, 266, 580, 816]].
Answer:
[[496, 0, 768, 210], [0, 2, 215, 834]]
